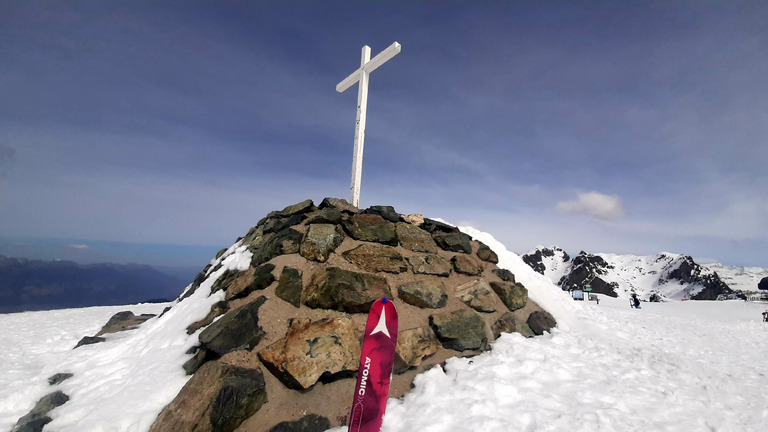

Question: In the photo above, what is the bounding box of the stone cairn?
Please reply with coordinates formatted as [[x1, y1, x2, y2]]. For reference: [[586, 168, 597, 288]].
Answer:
[[17, 198, 556, 432]]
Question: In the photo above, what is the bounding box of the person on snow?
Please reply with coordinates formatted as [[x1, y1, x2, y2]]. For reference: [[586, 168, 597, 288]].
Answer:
[[762, 310, 768, 322], [630, 293, 641, 309]]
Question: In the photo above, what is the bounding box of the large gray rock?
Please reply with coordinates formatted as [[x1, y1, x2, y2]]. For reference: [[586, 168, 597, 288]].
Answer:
[[394, 326, 441, 373], [492, 312, 535, 338], [307, 207, 342, 225], [259, 317, 360, 389], [397, 281, 448, 309], [260, 214, 307, 236], [251, 228, 304, 266], [275, 267, 303, 307], [432, 232, 473, 254], [319, 197, 359, 213], [304, 267, 391, 313], [150, 361, 267, 432], [476, 242, 499, 263], [490, 281, 528, 311], [407, 255, 452, 277], [225, 264, 276, 301], [492, 268, 515, 283], [12, 391, 69, 432], [280, 199, 316, 216], [429, 309, 488, 351], [199, 297, 267, 356], [395, 223, 438, 253], [362, 205, 400, 222], [299, 224, 344, 262], [527, 310, 557, 336], [342, 214, 397, 245], [342, 243, 407, 273], [420, 218, 458, 234], [455, 279, 497, 313]]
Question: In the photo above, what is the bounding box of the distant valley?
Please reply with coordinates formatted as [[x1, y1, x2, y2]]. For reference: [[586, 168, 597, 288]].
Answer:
[[0, 256, 191, 313]]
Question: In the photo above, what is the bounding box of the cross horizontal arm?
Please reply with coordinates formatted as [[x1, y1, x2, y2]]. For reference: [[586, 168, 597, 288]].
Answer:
[[363, 42, 401, 74], [336, 42, 401, 93], [336, 67, 363, 93]]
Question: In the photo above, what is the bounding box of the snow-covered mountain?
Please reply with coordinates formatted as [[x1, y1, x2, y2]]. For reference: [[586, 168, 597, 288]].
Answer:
[[521, 246, 766, 301]]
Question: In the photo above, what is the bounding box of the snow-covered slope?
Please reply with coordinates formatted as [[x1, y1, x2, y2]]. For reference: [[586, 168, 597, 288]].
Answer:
[[702, 262, 768, 292], [0, 241, 253, 432], [521, 247, 755, 301], [4, 230, 766, 432]]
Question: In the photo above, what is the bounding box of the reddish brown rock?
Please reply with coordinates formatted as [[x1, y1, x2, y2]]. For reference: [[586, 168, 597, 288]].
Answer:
[[258, 317, 361, 389], [451, 254, 483, 276], [394, 326, 441, 373]]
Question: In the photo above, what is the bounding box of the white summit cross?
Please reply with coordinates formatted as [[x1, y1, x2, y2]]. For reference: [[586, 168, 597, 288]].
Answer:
[[337, 42, 401, 208]]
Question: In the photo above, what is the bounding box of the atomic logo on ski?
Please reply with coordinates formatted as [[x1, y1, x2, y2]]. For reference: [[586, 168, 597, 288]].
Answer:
[[369, 307, 391, 338]]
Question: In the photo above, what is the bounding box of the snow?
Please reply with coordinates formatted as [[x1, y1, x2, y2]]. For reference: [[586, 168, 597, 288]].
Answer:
[[2, 232, 767, 432], [377, 297, 768, 431], [0, 243, 252, 432]]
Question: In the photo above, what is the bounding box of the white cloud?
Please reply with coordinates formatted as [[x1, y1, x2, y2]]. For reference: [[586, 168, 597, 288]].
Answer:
[[67, 244, 90, 250], [556, 191, 626, 220]]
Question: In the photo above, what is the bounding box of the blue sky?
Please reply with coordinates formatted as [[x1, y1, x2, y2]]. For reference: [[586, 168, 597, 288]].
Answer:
[[1, 1, 766, 268]]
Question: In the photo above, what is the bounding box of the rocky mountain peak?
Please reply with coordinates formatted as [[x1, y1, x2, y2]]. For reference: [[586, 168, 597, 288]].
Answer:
[[21, 198, 557, 432]]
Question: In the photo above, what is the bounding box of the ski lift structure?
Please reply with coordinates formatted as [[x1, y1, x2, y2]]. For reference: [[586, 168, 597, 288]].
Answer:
[[570, 278, 599, 304]]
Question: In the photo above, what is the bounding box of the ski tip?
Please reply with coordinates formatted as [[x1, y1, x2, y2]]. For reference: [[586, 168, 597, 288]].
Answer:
[[382, 297, 388, 304]]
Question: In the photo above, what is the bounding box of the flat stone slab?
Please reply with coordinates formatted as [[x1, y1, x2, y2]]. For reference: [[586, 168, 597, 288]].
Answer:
[[407, 255, 452, 277], [397, 281, 448, 309], [396, 223, 438, 253], [432, 232, 473, 254], [304, 267, 391, 313], [342, 243, 408, 273], [342, 214, 397, 245]]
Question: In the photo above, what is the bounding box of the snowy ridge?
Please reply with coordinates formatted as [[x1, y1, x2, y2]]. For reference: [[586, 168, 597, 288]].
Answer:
[[521, 246, 764, 301], [702, 262, 768, 292]]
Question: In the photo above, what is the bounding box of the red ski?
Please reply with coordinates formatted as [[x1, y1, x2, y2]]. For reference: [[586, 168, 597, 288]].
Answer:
[[348, 297, 398, 432]]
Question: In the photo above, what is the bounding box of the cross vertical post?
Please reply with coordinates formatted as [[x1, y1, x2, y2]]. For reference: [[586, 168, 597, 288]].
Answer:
[[350, 45, 370, 209], [337, 42, 401, 208]]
